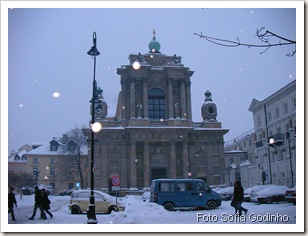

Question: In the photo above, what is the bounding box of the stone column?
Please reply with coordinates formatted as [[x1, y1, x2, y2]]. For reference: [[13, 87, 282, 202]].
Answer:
[[185, 79, 192, 120], [168, 79, 173, 119], [101, 141, 108, 189], [130, 141, 137, 188], [143, 79, 148, 119], [182, 141, 189, 178], [130, 79, 135, 119], [121, 79, 127, 120], [143, 142, 150, 188], [180, 80, 187, 119], [170, 141, 176, 178]]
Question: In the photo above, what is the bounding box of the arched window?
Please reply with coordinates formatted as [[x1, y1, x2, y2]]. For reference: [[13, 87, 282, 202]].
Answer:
[[148, 88, 165, 120]]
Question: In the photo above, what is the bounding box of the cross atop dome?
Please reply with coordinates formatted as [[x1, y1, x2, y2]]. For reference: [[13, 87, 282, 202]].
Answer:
[[149, 29, 161, 53]]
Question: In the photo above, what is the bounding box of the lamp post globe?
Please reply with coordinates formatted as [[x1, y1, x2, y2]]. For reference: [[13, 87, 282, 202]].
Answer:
[[87, 31, 100, 224]]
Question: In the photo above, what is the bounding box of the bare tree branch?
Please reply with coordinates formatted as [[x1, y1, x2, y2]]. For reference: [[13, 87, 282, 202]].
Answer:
[[58, 126, 89, 189], [194, 27, 296, 56]]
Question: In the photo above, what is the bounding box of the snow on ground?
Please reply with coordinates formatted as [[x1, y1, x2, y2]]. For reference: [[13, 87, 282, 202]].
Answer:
[[3, 194, 301, 233]]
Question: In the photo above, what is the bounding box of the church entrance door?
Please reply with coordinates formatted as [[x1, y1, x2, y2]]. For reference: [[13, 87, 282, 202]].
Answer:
[[151, 168, 166, 181]]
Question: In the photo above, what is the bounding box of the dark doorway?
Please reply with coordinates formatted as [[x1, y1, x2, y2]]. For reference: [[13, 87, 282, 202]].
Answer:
[[151, 168, 166, 180]]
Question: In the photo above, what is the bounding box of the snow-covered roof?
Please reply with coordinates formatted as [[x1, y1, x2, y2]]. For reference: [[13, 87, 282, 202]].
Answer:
[[8, 150, 28, 163], [27, 141, 88, 156], [225, 149, 247, 153], [239, 159, 252, 167]]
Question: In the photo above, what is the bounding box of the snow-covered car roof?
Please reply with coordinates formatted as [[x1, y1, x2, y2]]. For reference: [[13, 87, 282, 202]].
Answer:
[[215, 187, 234, 194], [256, 186, 290, 196], [245, 184, 277, 194]]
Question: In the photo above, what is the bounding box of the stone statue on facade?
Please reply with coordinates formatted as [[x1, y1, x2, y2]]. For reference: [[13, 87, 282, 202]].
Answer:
[[136, 101, 143, 118], [93, 86, 107, 119], [173, 101, 180, 118]]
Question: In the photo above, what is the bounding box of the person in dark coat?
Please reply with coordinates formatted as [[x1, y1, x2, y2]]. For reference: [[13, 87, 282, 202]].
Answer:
[[41, 188, 53, 218], [8, 187, 17, 221], [232, 181, 248, 216], [28, 186, 46, 220]]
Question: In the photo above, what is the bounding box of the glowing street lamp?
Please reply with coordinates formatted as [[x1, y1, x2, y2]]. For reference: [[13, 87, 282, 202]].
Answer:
[[86, 32, 100, 224]]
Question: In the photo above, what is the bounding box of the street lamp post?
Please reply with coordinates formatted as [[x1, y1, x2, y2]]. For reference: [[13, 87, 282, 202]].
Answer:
[[35, 170, 40, 186], [87, 31, 100, 224], [225, 165, 232, 187], [267, 138, 274, 184], [287, 128, 295, 188]]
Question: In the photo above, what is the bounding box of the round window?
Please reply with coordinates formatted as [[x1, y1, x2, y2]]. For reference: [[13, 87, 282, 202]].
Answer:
[[208, 107, 214, 114]]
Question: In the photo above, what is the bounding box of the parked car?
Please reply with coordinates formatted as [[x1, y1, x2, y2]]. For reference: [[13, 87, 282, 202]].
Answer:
[[251, 185, 290, 204], [285, 186, 296, 205], [59, 188, 76, 196], [22, 187, 33, 195], [244, 185, 277, 202], [150, 179, 221, 211], [69, 190, 125, 214], [215, 187, 234, 201]]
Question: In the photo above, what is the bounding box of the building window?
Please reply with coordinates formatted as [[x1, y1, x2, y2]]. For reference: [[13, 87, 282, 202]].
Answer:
[[292, 98, 296, 109], [283, 103, 288, 114], [275, 107, 280, 118], [50, 158, 56, 164], [50, 145, 57, 151], [268, 111, 272, 121], [148, 88, 165, 120], [268, 130, 273, 137], [277, 127, 282, 134], [68, 183, 73, 189], [33, 157, 38, 164], [50, 167, 55, 176], [257, 116, 261, 126], [33, 167, 39, 175], [279, 150, 285, 161]]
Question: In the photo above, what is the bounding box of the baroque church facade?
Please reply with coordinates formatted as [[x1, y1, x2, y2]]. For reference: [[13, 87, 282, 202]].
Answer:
[[83, 32, 228, 190]]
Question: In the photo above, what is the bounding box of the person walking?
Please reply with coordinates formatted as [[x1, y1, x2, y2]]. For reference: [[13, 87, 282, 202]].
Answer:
[[232, 181, 248, 216], [8, 187, 17, 221], [41, 188, 53, 218], [230, 196, 238, 215], [28, 186, 46, 220]]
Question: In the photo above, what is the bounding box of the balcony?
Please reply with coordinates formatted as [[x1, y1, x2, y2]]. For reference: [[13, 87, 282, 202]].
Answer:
[[268, 133, 285, 147], [255, 140, 264, 148]]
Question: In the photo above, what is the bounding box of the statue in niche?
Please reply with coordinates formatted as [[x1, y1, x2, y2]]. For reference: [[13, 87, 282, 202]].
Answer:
[[136, 101, 143, 118], [173, 101, 180, 118], [155, 143, 162, 154]]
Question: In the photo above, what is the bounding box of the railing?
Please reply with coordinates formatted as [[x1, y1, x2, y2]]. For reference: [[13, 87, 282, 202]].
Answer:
[[268, 133, 285, 142], [255, 140, 264, 148], [224, 128, 255, 147]]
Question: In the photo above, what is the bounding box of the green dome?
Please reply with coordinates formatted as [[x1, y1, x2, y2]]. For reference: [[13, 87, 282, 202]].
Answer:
[[149, 38, 161, 53], [148, 30, 161, 53]]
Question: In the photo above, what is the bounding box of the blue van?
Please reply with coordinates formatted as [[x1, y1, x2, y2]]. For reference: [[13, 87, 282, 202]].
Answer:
[[150, 179, 221, 211]]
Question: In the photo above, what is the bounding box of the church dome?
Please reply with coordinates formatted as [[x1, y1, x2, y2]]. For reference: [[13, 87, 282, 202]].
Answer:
[[148, 30, 161, 53]]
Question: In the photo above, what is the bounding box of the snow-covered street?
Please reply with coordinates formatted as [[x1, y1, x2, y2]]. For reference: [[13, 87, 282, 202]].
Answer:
[[3, 194, 302, 233]]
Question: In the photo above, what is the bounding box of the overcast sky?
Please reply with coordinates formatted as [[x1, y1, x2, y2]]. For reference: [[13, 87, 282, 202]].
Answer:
[[3, 2, 301, 153]]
